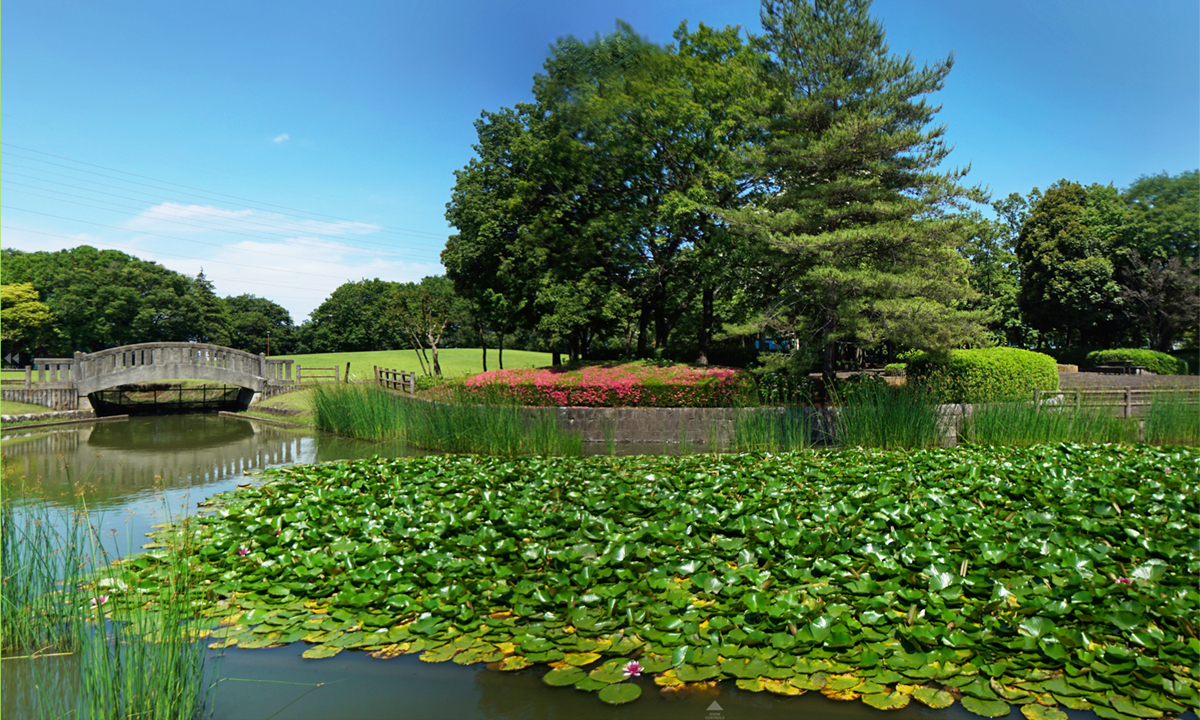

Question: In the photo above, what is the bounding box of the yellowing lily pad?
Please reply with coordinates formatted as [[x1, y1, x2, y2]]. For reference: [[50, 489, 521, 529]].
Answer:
[[822, 688, 862, 702], [302, 644, 342, 659], [493, 654, 532, 671], [564, 652, 601, 667], [654, 669, 683, 687], [826, 674, 863, 691], [420, 644, 458, 663], [736, 678, 764, 692], [913, 686, 955, 709], [763, 678, 803, 696], [1021, 705, 1068, 720]]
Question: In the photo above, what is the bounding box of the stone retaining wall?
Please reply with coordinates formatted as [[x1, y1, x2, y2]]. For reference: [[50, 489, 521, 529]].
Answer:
[[1, 387, 82, 411], [1, 409, 96, 424]]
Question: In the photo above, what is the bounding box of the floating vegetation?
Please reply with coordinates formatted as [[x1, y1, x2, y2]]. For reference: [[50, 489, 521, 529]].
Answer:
[[120, 445, 1199, 716]]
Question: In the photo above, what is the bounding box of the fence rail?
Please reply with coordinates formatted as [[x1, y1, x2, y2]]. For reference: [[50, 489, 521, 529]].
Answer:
[[297, 366, 339, 384], [1035, 387, 1200, 419], [374, 365, 416, 394]]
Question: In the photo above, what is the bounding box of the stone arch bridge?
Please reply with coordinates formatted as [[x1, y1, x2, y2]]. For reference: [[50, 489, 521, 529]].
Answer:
[[4, 342, 296, 411]]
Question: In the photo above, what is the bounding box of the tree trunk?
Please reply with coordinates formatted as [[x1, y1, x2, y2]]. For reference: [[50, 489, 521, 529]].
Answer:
[[499, 332, 504, 369], [821, 319, 836, 388], [697, 286, 713, 366], [553, 350, 561, 366], [480, 323, 487, 373], [432, 345, 442, 377], [654, 286, 668, 349]]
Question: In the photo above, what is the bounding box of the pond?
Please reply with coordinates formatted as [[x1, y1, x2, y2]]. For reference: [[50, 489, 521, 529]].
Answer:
[[0, 415, 1164, 720]]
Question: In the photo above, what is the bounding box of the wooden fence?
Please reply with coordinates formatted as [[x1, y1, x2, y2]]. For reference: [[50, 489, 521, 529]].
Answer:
[[297, 366, 339, 384], [1035, 387, 1200, 419], [374, 366, 416, 394]]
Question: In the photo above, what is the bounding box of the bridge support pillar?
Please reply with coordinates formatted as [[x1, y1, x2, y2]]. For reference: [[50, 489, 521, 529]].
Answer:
[[236, 387, 257, 412]]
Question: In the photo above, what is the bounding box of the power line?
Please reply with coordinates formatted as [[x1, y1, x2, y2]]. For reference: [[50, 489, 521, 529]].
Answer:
[[2, 161, 447, 255], [1, 142, 452, 241], [2, 225, 343, 295], [0, 205, 414, 282], [3, 179, 443, 262]]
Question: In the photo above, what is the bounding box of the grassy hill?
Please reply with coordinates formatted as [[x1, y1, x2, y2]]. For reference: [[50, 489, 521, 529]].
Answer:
[[270, 348, 553, 382]]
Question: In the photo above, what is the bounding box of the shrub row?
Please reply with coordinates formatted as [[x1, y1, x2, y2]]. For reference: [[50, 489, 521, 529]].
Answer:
[[1086, 348, 1188, 375], [905, 348, 1059, 403], [458, 361, 756, 408]]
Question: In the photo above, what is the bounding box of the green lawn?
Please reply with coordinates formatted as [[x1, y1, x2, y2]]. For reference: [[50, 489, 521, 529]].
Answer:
[[270, 348, 553, 382], [1, 399, 52, 415]]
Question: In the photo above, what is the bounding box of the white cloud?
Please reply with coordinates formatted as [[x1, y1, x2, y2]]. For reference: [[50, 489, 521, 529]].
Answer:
[[125, 202, 383, 238], [273, 133, 290, 143]]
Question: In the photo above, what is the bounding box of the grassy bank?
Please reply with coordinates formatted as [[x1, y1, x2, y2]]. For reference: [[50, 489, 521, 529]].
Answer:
[[271, 348, 554, 381], [1, 399, 54, 415]]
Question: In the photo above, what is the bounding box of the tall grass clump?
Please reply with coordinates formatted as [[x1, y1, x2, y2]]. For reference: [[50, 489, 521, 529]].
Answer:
[[311, 383, 582, 455], [962, 397, 1131, 446], [1143, 390, 1200, 445], [732, 408, 812, 451], [1, 499, 90, 657], [1, 496, 218, 720], [834, 381, 943, 449]]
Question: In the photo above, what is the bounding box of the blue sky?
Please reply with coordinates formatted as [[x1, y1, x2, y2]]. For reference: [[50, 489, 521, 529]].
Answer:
[[3, 0, 1197, 322]]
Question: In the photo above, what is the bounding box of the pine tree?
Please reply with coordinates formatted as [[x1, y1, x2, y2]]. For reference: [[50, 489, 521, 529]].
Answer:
[[735, 0, 988, 381]]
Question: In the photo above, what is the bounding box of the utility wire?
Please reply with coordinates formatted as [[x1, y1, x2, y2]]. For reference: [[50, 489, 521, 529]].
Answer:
[[1, 143, 451, 240], [2, 225, 341, 297], [2, 162, 446, 255], [4, 180, 442, 262]]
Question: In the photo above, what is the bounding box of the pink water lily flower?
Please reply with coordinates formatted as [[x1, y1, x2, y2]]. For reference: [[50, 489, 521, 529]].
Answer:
[[623, 660, 642, 678], [91, 595, 109, 608], [237, 546, 250, 557], [1115, 577, 1133, 585]]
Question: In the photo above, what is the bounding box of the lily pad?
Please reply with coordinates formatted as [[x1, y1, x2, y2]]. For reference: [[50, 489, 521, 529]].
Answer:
[[1021, 705, 1068, 720], [913, 686, 955, 709], [597, 683, 642, 705], [301, 644, 342, 659], [961, 696, 1010, 718], [863, 691, 911, 710], [543, 667, 588, 687]]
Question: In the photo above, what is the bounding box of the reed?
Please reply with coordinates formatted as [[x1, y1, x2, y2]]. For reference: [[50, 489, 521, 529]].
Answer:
[[1143, 390, 1200, 445], [311, 383, 582, 456], [2, 494, 218, 720], [961, 396, 1131, 446], [732, 407, 813, 452], [834, 382, 943, 449]]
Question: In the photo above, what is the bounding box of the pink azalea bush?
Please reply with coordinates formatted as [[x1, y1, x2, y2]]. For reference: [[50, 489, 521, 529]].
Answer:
[[459, 361, 755, 408]]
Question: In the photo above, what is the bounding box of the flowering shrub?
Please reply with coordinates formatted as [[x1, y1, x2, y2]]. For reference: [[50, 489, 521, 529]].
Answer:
[[459, 361, 755, 408]]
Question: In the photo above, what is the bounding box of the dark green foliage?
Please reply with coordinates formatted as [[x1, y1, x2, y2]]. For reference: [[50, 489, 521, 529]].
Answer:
[[906, 348, 1059, 403], [302, 279, 402, 353], [1085, 348, 1188, 375], [120, 445, 1200, 714], [1123, 169, 1199, 259], [1168, 347, 1199, 375], [1016, 182, 1132, 348], [224, 294, 294, 356], [0, 247, 231, 354]]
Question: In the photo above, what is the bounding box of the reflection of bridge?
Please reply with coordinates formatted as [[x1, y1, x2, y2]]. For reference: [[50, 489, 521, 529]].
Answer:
[[4, 343, 295, 411]]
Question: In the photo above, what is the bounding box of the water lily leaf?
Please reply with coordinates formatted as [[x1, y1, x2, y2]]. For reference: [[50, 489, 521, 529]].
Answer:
[[913, 686, 955, 708], [863, 691, 910, 710], [597, 683, 641, 705], [961, 696, 1010, 717], [736, 678, 763, 692], [543, 667, 587, 686], [720, 658, 772, 679], [960, 677, 1000, 701], [495, 655, 532, 671], [763, 678, 803, 696], [653, 669, 682, 687], [1021, 705, 1068, 720], [420, 644, 458, 662], [675, 664, 721, 682], [302, 644, 342, 659], [238, 634, 281, 649], [1091, 706, 1141, 720], [564, 652, 601, 666], [1054, 695, 1093, 711], [589, 660, 631, 684], [826, 674, 862, 691], [1109, 696, 1162, 718], [1018, 617, 1055, 639], [821, 688, 861, 701]]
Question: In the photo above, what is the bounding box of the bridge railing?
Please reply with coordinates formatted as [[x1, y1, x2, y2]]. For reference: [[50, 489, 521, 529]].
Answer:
[[33, 358, 77, 388], [265, 358, 295, 384], [75, 343, 269, 382]]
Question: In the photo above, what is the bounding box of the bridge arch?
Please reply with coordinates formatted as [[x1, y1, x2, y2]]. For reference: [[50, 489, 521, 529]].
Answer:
[[73, 342, 290, 396]]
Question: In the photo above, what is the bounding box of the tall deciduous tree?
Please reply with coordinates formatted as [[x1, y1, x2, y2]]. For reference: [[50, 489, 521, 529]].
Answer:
[[731, 0, 987, 381], [224, 294, 294, 355], [0, 283, 56, 358], [1016, 181, 1132, 348], [393, 276, 465, 377]]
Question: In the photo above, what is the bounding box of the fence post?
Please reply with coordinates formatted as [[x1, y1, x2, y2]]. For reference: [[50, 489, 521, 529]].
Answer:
[[1124, 387, 1132, 419], [408, 371, 415, 394], [24, 366, 31, 388], [345, 362, 351, 383]]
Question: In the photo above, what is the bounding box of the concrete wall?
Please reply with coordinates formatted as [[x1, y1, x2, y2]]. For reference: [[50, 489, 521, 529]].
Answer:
[[2, 387, 83, 411]]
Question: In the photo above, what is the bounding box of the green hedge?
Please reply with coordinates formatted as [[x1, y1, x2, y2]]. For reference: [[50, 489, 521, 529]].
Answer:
[[1086, 348, 1188, 375], [906, 348, 1059, 403], [1169, 348, 1199, 376]]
